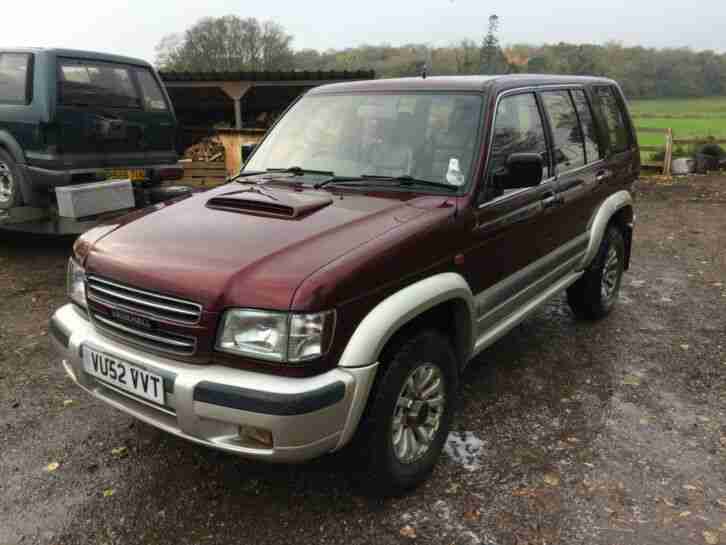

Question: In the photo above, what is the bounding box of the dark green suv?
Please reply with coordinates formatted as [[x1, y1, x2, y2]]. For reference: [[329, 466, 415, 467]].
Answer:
[[0, 48, 180, 209]]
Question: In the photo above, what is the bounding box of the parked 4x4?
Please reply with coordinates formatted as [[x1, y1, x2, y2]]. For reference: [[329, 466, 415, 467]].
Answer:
[[51, 75, 638, 495], [0, 48, 180, 210]]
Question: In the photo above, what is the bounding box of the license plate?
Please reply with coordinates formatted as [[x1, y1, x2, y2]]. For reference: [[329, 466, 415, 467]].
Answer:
[[128, 169, 146, 182], [82, 347, 164, 405]]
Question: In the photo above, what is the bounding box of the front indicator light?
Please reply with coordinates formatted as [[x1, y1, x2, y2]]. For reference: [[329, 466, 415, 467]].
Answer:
[[238, 425, 273, 448]]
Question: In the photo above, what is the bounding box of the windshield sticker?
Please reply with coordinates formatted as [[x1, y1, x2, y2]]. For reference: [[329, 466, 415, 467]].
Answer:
[[446, 158, 465, 186]]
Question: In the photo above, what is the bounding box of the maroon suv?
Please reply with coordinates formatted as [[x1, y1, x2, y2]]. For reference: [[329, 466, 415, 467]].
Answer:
[[51, 75, 638, 494]]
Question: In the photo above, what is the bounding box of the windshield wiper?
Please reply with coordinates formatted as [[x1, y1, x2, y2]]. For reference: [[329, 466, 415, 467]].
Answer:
[[228, 170, 267, 183], [315, 174, 458, 191], [266, 166, 336, 177], [228, 167, 335, 184]]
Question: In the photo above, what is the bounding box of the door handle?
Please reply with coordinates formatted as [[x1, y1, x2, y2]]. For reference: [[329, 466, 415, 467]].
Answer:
[[596, 170, 612, 182]]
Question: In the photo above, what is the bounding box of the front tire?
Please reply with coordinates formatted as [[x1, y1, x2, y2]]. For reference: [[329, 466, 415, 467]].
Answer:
[[355, 329, 458, 496], [0, 149, 23, 209], [567, 225, 625, 320]]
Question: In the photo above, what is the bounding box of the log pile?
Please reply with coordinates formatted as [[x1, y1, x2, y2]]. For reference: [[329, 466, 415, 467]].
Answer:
[[183, 137, 225, 162]]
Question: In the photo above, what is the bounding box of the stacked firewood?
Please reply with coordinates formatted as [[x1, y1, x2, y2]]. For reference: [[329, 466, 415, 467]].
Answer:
[[183, 137, 225, 162]]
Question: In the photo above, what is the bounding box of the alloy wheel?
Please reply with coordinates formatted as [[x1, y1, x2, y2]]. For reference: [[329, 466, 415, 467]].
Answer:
[[0, 161, 13, 204], [391, 363, 446, 464], [601, 245, 620, 301]]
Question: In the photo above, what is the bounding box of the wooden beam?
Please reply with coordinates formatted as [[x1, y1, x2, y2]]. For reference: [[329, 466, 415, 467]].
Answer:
[[673, 138, 726, 145], [663, 128, 673, 176]]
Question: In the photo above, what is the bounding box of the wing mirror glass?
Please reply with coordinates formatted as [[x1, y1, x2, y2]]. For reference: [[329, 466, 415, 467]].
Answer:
[[495, 152, 544, 190]]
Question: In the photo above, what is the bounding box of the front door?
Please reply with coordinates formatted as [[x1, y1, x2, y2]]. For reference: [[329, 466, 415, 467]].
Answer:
[[465, 91, 559, 331]]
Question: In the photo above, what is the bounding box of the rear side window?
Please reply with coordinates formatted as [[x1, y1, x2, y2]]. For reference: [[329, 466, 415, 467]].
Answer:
[[570, 89, 602, 163], [0, 53, 31, 104], [59, 58, 141, 109], [592, 86, 631, 154], [489, 93, 549, 180], [136, 69, 168, 111], [540, 90, 585, 172]]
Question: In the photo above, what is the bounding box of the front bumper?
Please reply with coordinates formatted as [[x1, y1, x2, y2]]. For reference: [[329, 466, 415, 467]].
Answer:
[[50, 304, 378, 463]]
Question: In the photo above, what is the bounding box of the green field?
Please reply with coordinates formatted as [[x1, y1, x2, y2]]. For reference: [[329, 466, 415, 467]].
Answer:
[[628, 97, 726, 157]]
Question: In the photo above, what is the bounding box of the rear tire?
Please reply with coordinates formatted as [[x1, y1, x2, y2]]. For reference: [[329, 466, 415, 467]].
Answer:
[[354, 329, 458, 496], [0, 149, 23, 209], [567, 225, 625, 320]]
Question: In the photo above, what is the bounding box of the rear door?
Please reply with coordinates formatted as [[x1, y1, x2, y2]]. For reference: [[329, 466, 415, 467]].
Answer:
[[538, 88, 606, 246], [133, 67, 177, 165], [55, 57, 176, 169]]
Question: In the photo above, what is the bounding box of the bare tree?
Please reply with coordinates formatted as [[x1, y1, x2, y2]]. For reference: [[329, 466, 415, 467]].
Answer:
[[155, 16, 294, 72]]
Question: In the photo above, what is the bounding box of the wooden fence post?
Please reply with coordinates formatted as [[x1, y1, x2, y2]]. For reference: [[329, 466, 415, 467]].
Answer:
[[663, 128, 673, 176]]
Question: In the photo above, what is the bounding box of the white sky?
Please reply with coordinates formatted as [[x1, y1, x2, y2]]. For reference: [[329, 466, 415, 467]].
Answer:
[[4, 0, 725, 64]]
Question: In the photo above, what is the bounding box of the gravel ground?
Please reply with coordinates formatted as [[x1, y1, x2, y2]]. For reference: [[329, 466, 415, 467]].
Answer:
[[1, 176, 725, 545]]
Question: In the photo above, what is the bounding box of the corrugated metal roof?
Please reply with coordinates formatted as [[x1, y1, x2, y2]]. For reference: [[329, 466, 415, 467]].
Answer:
[[160, 69, 375, 82]]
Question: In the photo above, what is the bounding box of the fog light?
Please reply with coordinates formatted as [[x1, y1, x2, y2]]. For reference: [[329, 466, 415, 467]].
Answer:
[[238, 425, 273, 448]]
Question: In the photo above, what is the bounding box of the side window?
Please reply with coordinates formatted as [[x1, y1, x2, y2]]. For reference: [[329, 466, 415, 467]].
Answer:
[[0, 53, 31, 104], [540, 91, 585, 172], [592, 86, 631, 154], [570, 89, 602, 163], [136, 69, 169, 111], [488, 93, 549, 183]]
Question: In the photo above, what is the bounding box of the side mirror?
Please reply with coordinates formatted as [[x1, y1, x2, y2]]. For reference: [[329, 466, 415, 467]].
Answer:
[[496, 152, 544, 190], [241, 143, 256, 164]]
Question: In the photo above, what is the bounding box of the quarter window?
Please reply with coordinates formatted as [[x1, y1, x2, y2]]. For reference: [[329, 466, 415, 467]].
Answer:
[[540, 91, 585, 172], [570, 89, 602, 163], [488, 93, 549, 181], [0, 53, 31, 104], [592, 86, 631, 154], [136, 69, 168, 111]]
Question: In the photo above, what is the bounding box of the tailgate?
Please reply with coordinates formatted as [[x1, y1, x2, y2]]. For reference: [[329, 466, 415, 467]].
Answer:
[[55, 57, 177, 170]]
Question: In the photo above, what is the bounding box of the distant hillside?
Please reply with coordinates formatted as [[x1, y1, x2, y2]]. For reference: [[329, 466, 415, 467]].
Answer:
[[291, 42, 726, 100]]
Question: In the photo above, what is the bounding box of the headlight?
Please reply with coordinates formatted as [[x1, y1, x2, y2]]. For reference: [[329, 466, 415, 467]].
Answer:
[[67, 258, 86, 308], [216, 309, 335, 363]]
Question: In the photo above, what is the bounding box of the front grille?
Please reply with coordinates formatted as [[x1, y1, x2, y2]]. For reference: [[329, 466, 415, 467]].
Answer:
[[92, 313, 197, 356], [86, 275, 202, 356], [86, 276, 202, 325]]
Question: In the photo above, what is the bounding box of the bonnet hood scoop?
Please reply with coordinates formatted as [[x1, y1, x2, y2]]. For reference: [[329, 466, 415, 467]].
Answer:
[[206, 186, 333, 219]]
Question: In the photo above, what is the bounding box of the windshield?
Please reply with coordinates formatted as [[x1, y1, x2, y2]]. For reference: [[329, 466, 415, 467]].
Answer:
[[244, 92, 484, 189]]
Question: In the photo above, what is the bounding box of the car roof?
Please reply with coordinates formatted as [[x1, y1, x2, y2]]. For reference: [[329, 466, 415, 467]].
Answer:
[[0, 47, 152, 67], [311, 74, 617, 94]]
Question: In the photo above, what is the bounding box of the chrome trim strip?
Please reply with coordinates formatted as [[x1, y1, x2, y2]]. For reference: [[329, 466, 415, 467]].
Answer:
[[88, 276, 201, 314], [557, 159, 606, 179], [472, 270, 583, 358], [88, 293, 198, 327], [93, 314, 195, 350], [474, 233, 589, 318], [477, 250, 585, 334], [87, 284, 200, 319], [479, 176, 557, 209]]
